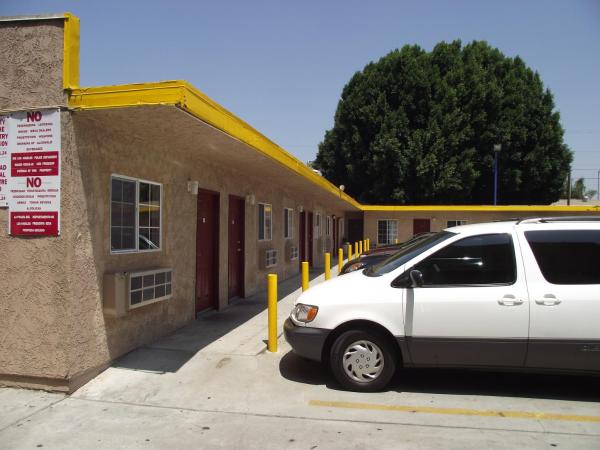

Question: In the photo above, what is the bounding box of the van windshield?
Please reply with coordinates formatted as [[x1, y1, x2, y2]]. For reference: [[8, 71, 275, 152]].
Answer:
[[364, 231, 455, 277]]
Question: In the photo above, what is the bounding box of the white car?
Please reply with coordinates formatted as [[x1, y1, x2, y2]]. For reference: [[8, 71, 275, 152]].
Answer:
[[284, 217, 600, 392]]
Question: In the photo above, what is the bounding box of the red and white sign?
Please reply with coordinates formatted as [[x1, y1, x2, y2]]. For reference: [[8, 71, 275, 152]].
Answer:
[[7, 109, 61, 236], [0, 115, 8, 207]]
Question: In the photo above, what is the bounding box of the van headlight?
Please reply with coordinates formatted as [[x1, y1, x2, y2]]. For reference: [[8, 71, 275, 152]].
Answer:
[[292, 304, 319, 323]]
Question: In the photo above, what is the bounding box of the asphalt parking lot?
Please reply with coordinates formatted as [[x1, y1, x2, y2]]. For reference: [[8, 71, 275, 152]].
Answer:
[[1, 271, 599, 449]]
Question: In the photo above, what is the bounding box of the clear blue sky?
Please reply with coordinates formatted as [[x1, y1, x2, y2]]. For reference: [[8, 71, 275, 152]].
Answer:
[[3, 0, 599, 189]]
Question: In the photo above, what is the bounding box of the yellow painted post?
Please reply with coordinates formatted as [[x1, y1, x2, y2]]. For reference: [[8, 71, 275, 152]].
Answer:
[[354, 242, 358, 258], [338, 248, 343, 274], [347, 243, 353, 262], [367, 239, 370, 251], [324, 252, 331, 280], [267, 274, 277, 353], [359, 240, 363, 255], [301, 261, 309, 291], [395, 238, 399, 244]]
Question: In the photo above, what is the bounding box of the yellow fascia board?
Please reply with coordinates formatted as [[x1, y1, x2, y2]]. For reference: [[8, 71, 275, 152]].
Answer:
[[68, 80, 362, 210], [362, 204, 600, 212], [67, 82, 598, 215], [69, 81, 186, 109], [63, 12, 80, 89]]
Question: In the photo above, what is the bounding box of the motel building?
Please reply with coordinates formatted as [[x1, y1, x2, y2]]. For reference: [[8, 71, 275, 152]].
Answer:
[[0, 14, 597, 393]]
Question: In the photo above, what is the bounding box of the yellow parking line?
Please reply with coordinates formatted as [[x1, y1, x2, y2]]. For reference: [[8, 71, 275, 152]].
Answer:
[[309, 400, 600, 423]]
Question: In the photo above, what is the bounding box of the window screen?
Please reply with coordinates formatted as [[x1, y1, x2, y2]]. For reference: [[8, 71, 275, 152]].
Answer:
[[258, 204, 272, 240], [378, 220, 398, 245], [525, 230, 600, 285], [111, 178, 136, 251], [284, 208, 293, 239], [111, 176, 161, 253], [414, 233, 516, 286]]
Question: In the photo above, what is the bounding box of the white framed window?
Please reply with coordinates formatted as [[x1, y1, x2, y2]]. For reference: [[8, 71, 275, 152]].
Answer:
[[284, 208, 294, 239], [129, 268, 173, 309], [325, 216, 332, 236], [447, 220, 467, 228], [290, 246, 298, 260], [111, 175, 162, 253], [315, 212, 321, 238], [258, 203, 272, 241], [377, 219, 398, 245]]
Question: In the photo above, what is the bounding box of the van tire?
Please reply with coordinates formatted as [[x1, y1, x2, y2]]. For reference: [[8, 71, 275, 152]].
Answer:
[[330, 329, 396, 392]]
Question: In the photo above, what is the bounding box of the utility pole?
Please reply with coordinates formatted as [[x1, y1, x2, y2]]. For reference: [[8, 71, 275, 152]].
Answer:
[[567, 171, 571, 206]]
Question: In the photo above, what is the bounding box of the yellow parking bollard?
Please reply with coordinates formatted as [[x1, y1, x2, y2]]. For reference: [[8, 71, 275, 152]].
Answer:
[[348, 243, 353, 262], [302, 261, 309, 291], [338, 248, 343, 274], [395, 238, 399, 244], [367, 239, 370, 251], [324, 252, 331, 280], [267, 274, 277, 353], [354, 242, 358, 258], [360, 240, 363, 255]]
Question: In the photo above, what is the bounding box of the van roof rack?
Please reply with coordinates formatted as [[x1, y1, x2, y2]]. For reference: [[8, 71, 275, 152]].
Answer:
[[516, 216, 600, 224]]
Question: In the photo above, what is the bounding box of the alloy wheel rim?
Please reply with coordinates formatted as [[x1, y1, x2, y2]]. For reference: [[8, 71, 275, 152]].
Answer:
[[342, 340, 384, 383]]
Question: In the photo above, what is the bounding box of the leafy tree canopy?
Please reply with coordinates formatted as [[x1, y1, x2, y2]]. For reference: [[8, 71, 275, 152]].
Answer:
[[315, 41, 572, 204]]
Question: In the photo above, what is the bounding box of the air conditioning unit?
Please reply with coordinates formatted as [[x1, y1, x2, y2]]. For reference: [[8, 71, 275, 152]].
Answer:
[[103, 268, 173, 318], [259, 249, 278, 269], [285, 241, 298, 261]]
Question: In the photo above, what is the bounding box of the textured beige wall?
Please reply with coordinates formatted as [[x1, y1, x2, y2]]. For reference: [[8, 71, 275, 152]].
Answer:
[[0, 19, 67, 110], [364, 210, 596, 245], [0, 17, 75, 390], [0, 112, 83, 390], [41, 107, 345, 386]]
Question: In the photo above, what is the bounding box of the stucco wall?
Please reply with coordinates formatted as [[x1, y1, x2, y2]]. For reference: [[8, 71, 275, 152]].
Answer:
[[40, 106, 347, 388], [0, 19, 67, 110], [0, 17, 76, 390]]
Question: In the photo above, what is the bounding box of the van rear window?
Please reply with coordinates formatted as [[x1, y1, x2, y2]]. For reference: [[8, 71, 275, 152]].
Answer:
[[525, 230, 600, 285]]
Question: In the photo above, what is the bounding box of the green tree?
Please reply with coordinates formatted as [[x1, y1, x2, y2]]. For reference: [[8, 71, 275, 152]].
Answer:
[[315, 41, 572, 204]]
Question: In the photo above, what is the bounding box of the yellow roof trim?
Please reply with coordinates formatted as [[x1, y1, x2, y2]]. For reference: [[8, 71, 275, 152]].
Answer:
[[362, 204, 600, 212], [63, 12, 80, 89], [68, 80, 362, 209], [68, 83, 600, 214]]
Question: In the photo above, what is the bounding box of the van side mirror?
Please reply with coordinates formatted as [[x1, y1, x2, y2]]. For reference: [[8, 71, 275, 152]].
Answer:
[[409, 269, 424, 288], [391, 269, 424, 289]]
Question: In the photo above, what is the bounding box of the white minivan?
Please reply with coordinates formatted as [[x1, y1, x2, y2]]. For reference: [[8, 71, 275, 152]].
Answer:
[[284, 217, 600, 392]]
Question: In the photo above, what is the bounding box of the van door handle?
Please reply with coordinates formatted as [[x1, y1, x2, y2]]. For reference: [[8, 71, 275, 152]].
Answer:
[[498, 295, 524, 306], [535, 294, 561, 306]]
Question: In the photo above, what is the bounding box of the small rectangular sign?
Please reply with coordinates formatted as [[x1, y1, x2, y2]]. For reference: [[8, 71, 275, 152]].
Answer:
[[7, 108, 61, 236]]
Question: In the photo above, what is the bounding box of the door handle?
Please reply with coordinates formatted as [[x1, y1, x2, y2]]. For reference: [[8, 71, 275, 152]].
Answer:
[[498, 294, 524, 306], [535, 294, 561, 306]]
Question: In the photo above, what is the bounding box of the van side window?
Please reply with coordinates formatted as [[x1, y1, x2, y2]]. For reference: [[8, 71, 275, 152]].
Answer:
[[414, 233, 516, 286], [525, 230, 600, 285]]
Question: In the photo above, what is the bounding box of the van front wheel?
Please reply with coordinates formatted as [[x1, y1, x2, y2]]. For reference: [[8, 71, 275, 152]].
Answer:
[[330, 329, 396, 392]]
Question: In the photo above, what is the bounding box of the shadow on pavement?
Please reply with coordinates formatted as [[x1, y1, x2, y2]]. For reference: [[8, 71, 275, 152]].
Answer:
[[279, 350, 600, 402], [113, 270, 323, 373]]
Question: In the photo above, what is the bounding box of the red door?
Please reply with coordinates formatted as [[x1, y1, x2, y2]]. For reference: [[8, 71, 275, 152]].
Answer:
[[299, 211, 306, 270], [413, 218, 431, 235], [307, 212, 314, 266], [195, 190, 219, 313], [228, 196, 245, 299]]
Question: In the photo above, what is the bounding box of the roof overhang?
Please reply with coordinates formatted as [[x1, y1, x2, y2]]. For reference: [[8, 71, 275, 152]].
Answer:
[[68, 81, 362, 210]]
